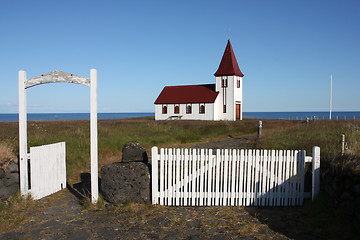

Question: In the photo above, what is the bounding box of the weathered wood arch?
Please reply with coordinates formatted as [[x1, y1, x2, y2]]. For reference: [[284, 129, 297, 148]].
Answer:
[[19, 69, 98, 203]]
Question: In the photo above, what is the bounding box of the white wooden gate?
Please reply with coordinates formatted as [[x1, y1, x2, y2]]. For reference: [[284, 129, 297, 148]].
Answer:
[[151, 146, 320, 207], [18, 70, 99, 203], [29, 142, 66, 200]]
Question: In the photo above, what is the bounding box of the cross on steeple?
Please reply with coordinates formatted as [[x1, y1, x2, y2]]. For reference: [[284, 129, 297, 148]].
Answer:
[[228, 29, 231, 40]]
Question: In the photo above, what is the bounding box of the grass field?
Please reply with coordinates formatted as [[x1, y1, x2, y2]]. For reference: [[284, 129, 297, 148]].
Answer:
[[1, 118, 359, 183]]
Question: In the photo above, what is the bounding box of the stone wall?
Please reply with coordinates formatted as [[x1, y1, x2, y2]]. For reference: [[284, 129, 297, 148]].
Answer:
[[321, 155, 360, 224], [101, 142, 150, 204], [0, 160, 19, 202]]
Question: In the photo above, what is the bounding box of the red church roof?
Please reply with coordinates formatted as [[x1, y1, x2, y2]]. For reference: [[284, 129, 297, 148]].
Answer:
[[214, 40, 244, 77], [154, 84, 219, 104]]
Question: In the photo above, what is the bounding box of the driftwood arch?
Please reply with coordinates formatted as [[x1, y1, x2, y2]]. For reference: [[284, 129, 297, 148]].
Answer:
[[18, 69, 98, 203]]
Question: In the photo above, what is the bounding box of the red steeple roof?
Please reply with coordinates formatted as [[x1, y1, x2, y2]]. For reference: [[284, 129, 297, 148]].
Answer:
[[214, 40, 244, 77], [154, 84, 219, 104]]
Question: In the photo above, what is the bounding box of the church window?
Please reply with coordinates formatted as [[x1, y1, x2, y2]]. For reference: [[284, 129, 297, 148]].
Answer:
[[162, 105, 167, 114], [223, 105, 226, 113], [186, 104, 192, 114], [237, 79, 240, 88], [199, 104, 205, 114], [174, 104, 180, 114], [221, 78, 228, 88]]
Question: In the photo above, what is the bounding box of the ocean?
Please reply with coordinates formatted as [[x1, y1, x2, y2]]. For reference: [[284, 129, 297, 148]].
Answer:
[[0, 112, 359, 122]]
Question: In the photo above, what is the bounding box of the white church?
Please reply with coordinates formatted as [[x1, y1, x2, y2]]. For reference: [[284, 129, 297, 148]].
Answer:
[[154, 40, 244, 121]]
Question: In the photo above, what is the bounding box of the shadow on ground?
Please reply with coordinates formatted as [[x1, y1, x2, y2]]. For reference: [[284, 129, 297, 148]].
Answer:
[[67, 172, 102, 204], [246, 196, 360, 240]]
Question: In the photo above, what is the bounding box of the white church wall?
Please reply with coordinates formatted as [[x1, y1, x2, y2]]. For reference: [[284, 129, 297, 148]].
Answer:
[[215, 76, 236, 121], [155, 103, 214, 120], [234, 76, 243, 120]]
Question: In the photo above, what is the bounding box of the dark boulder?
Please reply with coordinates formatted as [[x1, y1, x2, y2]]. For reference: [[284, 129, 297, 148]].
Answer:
[[101, 162, 150, 204], [122, 142, 148, 162], [0, 160, 19, 200], [3, 172, 19, 187], [7, 162, 19, 173], [0, 168, 4, 178], [0, 184, 18, 200]]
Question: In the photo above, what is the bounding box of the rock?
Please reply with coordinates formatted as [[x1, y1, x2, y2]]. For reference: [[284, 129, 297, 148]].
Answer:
[[7, 162, 19, 173], [105, 203, 115, 210], [352, 184, 360, 197], [0, 184, 18, 200], [3, 172, 19, 187], [121, 142, 148, 162], [340, 192, 352, 200], [0, 178, 3, 188], [344, 178, 353, 191], [101, 162, 150, 203], [332, 176, 344, 195], [0, 168, 5, 178]]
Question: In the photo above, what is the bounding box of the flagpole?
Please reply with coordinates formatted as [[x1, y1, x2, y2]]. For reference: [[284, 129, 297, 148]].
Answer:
[[330, 74, 332, 120]]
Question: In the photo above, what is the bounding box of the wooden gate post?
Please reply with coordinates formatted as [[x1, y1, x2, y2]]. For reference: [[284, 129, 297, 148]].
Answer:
[[151, 147, 159, 204], [312, 146, 320, 201], [18, 70, 29, 197], [90, 69, 98, 203]]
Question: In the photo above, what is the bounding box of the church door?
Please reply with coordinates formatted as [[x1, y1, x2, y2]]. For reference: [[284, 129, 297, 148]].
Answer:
[[236, 104, 241, 120]]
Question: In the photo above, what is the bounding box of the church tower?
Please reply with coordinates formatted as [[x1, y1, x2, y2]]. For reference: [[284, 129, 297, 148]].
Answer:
[[214, 40, 244, 120]]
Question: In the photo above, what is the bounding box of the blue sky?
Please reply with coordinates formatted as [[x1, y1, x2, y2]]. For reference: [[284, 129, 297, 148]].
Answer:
[[0, 0, 359, 113]]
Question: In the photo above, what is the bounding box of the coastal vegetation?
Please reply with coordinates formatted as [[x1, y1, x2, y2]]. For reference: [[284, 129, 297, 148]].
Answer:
[[0, 118, 359, 183]]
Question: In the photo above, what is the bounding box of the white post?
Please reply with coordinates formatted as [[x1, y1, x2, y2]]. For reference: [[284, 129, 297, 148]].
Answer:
[[151, 147, 159, 204], [90, 69, 98, 203], [341, 134, 345, 155], [312, 146, 320, 201], [19, 70, 29, 196], [329, 74, 332, 120]]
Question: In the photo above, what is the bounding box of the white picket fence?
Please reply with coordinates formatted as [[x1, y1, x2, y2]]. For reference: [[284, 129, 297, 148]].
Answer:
[[151, 146, 320, 207], [28, 142, 67, 200]]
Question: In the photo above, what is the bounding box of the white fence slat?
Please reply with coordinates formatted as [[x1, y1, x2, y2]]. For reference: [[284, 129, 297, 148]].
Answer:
[[254, 150, 260, 206], [300, 150, 306, 205], [199, 149, 205, 206], [175, 149, 180, 206], [312, 146, 321, 201], [277, 150, 283, 206], [207, 149, 212, 206], [180, 148, 185, 206], [246, 150, 251, 206], [191, 149, 196, 206], [269, 150, 275, 206], [261, 150, 267, 206], [168, 148, 173, 206], [284, 150, 291, 206], [293, 150, 298, 206], [223, 149, 228, 206], [234, 150, 239, 205], [184, 148, 189, 206], [239, 149, 244, 206], [159, 148, 164, 205], [215, 149, 221, 206]]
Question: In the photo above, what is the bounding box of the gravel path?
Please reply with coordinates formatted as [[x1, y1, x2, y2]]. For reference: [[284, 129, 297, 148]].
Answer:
[[0, 189, 289, 240], [191, 135, 257, 150]]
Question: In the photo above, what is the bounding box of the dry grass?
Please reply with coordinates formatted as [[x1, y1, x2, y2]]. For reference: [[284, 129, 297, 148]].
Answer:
[[257, 120, 360, 157], [0, 142, 17, 168], [0, 193, 37, 233]]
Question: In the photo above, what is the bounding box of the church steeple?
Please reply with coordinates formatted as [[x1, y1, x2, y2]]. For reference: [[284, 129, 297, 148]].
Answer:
[[214, 40, 244, 77]]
